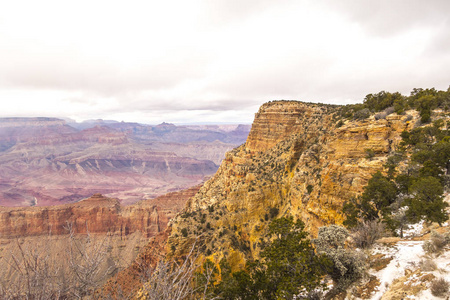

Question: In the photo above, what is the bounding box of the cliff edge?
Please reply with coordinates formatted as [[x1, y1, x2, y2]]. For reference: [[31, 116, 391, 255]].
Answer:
[[168, 100, 416, 265]]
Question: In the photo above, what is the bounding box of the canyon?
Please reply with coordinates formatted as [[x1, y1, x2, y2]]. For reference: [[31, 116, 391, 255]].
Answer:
[[0, 187, 200, 296], [1, 99, 448, 298], [0, 118, 249, 206], [100, 100, 433, 296], [0, 117, 249, 297], [0, 186, 200, 238], [168, 101, 417, 262]]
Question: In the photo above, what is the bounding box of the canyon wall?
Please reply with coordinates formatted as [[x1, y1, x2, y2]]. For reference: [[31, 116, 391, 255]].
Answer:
[[0, 185, 200, 297], [0, 186, 199, 238], [167, 100, 417, 265]]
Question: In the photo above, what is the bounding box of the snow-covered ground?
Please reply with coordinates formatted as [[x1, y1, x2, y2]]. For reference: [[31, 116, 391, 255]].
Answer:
[[420, 250, 450, 299], [371, 241, 425, 299], [364, 220, 450, 300]]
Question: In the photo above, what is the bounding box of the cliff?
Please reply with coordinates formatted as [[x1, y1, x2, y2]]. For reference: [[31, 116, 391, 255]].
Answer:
[[167, 100, 417, 265], [0, 186, 199, 238], [0, 186, 201, 298]]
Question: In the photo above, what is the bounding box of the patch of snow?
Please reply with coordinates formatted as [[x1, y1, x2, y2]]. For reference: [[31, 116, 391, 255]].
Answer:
[[400, 220, 425, 238], [415, 249, 450, 299], [366, 225, 450, 299], [370, 241, 424, 299]]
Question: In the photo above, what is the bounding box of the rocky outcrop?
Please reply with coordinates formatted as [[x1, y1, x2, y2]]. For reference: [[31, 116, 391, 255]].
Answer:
[[0, 186, 199, 238], [245, 101, 323, 152], [168, 101, 417, 265]]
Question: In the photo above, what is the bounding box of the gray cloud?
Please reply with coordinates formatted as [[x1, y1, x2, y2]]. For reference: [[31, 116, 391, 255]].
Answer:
[[323, 0, 450, 37], [424, 19, 450, 58], [0, 47, 212, 96], [202, 0, 294, 26], [0, 0, 449, 124]]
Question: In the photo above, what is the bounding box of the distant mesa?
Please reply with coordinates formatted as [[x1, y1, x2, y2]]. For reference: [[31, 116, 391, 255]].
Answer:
[[83, 193, 105, 200], [153, 122, 177, 134], [82, 119, 119, 124], [157, 122, 175, 126], [68, 119, 120, 130], [0, 117, 67, 128]]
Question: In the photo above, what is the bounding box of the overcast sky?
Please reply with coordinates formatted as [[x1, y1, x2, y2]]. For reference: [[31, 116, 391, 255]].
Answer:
[[0, 0, 449, 124]]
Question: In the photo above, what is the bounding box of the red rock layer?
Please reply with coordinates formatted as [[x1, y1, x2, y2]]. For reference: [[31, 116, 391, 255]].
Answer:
[[0, 186, 200, 238]]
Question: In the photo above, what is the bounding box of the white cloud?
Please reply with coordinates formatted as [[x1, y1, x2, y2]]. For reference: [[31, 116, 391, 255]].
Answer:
[[0, 0, 449, 124]]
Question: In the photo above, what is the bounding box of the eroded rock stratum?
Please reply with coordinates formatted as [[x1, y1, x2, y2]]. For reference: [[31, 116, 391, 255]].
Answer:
[[168, 101, 416, 265]]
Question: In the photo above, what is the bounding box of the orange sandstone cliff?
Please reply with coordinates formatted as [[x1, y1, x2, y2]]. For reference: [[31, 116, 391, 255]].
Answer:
[[100, 100, 425, 296], [167, 101, 417, 266], [0, 186, 200, 238]]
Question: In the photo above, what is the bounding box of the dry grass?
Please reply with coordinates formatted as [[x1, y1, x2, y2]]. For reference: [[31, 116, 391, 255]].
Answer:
[[430, 277, 450, 297], [419, 259, 437, 272], [353, 275, 381, 299], [423, 231, 450, 256], [352, 220, 385, 249]]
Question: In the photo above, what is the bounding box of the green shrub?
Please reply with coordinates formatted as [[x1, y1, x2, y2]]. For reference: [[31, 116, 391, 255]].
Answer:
[[364, 91, 403, 112], [421, 111, 431, 123], [211, 217, 331, 299], [353, 108, 370, 120], [357, 172, 397, 221], [269, 207, 279, 219], [365, 149, 375, 159], [336, 120, 344, 128], [406, 177, 447, 225]]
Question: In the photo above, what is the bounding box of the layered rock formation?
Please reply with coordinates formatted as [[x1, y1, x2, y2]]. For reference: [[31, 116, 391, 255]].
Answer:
[[0, 186, 200, 297], [0, 118, 249, 206], [0, 186, 199, 238], [167, 101, 417, 265]]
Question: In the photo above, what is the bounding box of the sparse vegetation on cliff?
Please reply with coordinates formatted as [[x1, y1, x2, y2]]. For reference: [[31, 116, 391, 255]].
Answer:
[[206, 217, 331, 300], [157, 89, 449, 298], [36, 85, 445, 298], [336, 86, 449, 121], [343, 111, 449, 236]]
